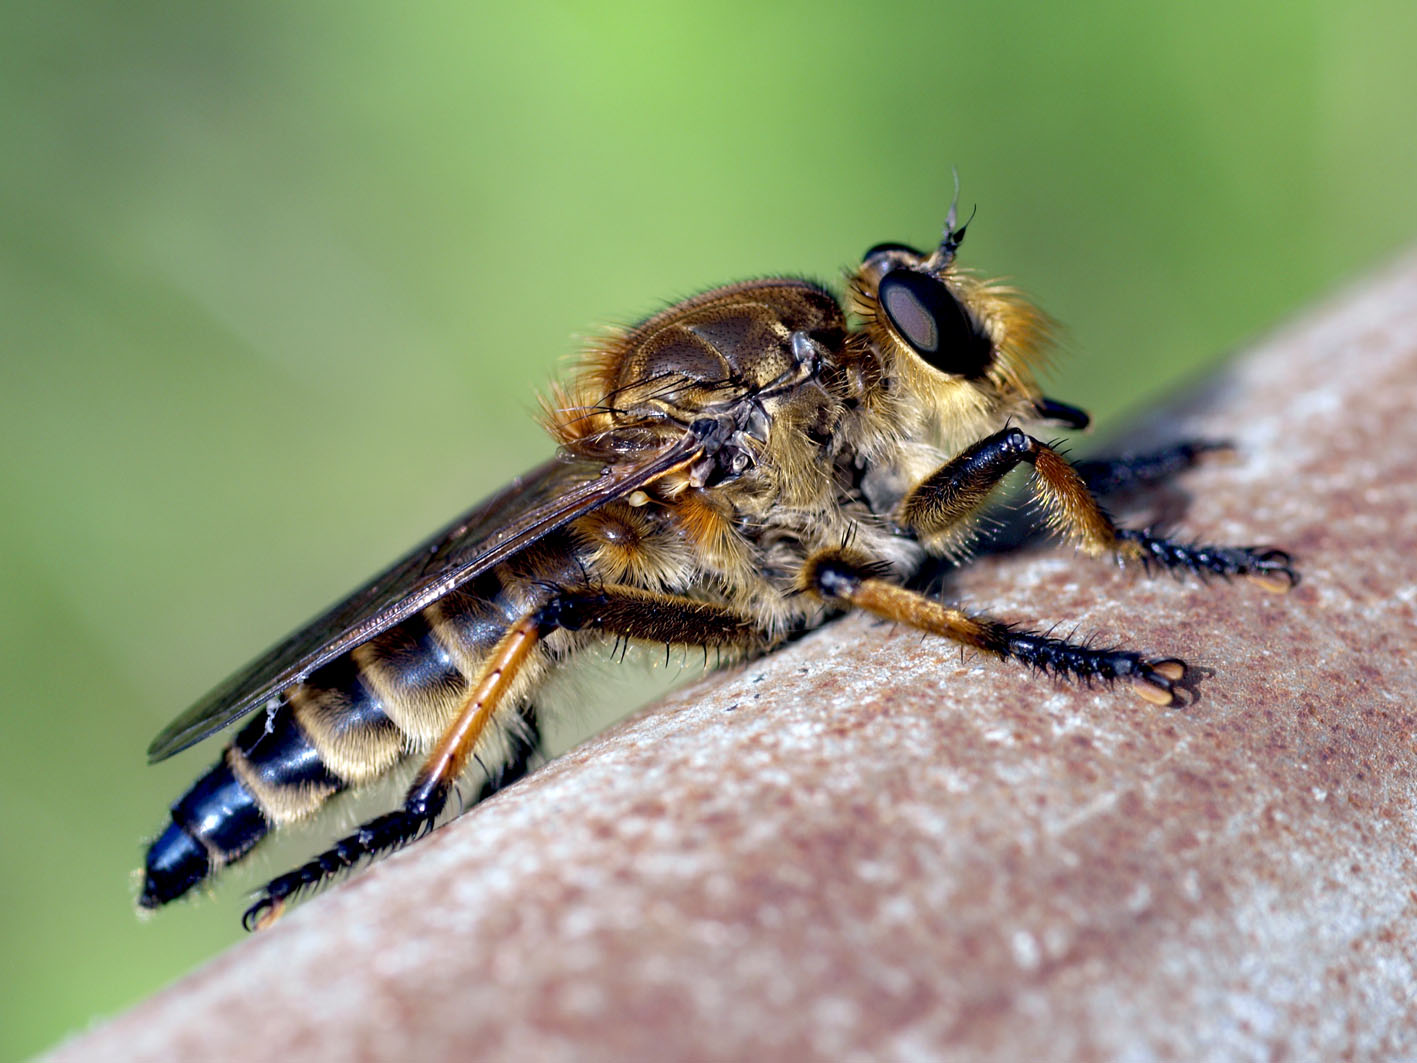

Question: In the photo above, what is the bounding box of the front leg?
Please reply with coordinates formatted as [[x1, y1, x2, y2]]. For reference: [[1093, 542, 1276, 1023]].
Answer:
[[900, 427, 1296, 590], [800, 549, 1186, 706]]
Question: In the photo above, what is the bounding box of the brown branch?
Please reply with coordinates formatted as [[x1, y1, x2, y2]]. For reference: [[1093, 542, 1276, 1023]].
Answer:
[[52, 254, 1417, 1062]]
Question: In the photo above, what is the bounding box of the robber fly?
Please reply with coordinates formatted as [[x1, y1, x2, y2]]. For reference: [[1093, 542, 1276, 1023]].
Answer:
[[140, 196, 1295, 930]]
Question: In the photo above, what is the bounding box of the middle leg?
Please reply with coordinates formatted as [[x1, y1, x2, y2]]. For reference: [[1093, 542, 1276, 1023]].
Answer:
[[800, 548, 1187, 706]]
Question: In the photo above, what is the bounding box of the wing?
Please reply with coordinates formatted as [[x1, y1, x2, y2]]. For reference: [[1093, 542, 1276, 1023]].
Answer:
[[147, 434, 702, 762]]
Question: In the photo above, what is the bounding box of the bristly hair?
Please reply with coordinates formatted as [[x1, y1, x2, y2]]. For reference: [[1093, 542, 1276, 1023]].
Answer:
[[541, 326, 634, 448]]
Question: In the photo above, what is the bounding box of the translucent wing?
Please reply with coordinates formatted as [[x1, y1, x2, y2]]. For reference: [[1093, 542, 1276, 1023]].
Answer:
[[147, 434, 701, 762]]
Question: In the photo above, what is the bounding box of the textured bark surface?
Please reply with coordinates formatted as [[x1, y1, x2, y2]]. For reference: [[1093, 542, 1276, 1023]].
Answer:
[[54, 256, 1417, 1062]]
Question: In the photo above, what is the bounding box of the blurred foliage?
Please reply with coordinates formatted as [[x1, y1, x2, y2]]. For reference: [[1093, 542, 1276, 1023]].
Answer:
[[3, 1, 1416, 1056]]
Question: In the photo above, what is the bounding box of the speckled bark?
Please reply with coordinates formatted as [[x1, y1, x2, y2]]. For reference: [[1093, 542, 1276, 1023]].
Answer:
[[54, 255, 1417, 1063]]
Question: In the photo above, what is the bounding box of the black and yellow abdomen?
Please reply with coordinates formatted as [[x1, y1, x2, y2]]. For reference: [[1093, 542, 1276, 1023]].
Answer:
[[140, 562, 562, 909]]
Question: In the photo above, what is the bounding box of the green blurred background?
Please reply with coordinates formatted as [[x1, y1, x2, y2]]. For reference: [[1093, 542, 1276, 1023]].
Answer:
[[3, 2, 1415, 1056]]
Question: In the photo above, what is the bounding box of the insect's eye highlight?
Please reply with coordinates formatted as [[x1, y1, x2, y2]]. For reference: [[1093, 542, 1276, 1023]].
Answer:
[[877, 268, 994, 379]]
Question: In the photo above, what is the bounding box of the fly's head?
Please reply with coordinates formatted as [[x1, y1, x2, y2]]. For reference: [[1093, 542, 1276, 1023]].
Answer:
[[848, 207, 1053, 450]]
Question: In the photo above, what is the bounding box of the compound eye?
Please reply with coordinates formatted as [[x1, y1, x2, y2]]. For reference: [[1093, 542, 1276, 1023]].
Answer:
[[862, 241, 923, 263], [876, 268, 994, 379]]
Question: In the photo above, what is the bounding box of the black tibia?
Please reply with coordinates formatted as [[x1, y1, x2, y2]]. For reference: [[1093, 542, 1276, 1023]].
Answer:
[[901, 428, 1296, 585], [243, 773, 458, 929], [900, 427, 1042, 539], [545, 585, 765, 651], [902, 427, 1124, 558], [241, 704, 545, 932], [242, 809, 433, 931], [802, 549, 1186, 706], [244, 613, 547, 930], [1115, 530, 1297, 586], [242, 589, 766, 929], [1074, 440, 1232, 497]]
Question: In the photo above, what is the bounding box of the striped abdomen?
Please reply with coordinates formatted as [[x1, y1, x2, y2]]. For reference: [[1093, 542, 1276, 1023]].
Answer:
[[139, 554, 568, 909]]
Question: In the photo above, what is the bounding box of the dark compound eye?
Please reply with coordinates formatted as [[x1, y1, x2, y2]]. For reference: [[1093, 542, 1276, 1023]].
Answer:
[[877, 268, 994, 379], [862, 241, 924, 262]]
